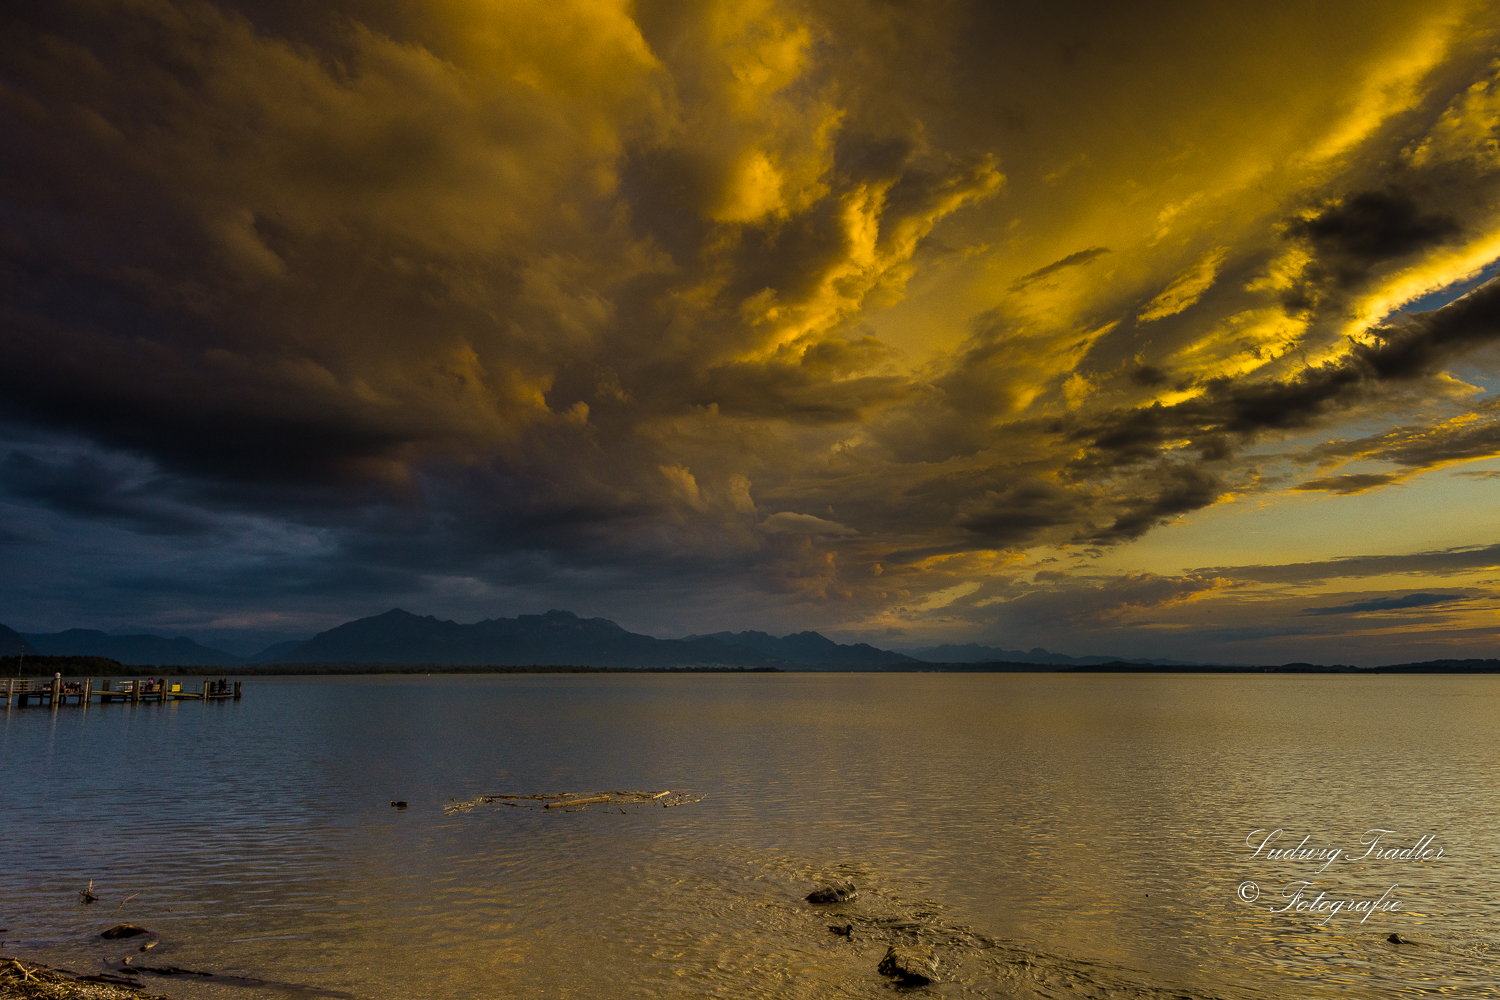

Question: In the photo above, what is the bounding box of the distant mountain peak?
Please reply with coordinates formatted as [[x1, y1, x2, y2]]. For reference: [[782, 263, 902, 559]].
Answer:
[[679, 628, 913, 666], [262, 607, 775, 667]]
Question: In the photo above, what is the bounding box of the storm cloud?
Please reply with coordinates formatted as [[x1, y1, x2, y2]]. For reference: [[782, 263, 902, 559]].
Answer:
[[4, 0, 1500, 662]]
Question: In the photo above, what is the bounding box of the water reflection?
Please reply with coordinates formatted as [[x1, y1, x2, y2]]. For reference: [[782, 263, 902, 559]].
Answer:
[[2, 673, 1497, 998]]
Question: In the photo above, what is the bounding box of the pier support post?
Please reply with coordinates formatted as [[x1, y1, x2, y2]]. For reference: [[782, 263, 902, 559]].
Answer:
[[83, 677, 93, 706], [51, 675, 61, 709], [233, 681, 242, 700]]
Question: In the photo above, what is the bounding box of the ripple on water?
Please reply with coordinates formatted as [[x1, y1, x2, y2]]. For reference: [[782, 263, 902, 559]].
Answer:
[[3, 672, 1498, 998]]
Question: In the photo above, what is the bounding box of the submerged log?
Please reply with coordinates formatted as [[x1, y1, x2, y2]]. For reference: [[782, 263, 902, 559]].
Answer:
[[446, 789, 690, 814]]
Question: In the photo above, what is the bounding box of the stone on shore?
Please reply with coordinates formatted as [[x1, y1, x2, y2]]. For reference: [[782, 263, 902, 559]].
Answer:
[[878, 944, 939, 986], [805, 881, 858, 904]]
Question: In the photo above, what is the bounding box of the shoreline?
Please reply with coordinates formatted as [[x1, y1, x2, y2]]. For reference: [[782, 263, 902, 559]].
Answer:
[[1, 956, 168, 1000], [8, 654, 1500, 676]]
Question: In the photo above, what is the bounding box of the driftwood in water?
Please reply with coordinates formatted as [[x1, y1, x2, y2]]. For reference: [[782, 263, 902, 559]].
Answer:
[[2, 955, 170, 999], [445, 789, 701, 815], [544, 795, 611, 809]]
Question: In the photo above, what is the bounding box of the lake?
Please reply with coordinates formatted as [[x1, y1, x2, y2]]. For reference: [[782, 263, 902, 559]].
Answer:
[[2, 673, 1496, 998]]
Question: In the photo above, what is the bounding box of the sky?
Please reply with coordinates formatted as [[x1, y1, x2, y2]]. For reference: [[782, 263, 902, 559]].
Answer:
[[3, 0, 1500, 664]]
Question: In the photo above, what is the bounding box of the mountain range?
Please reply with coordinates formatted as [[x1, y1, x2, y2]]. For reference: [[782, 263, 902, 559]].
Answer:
[[4, 610, 1195, 669], [277, 609, 790, 668], [681, 630, 920, 667], [19, 628, 245, 666], [907, 642, 1211, 668]]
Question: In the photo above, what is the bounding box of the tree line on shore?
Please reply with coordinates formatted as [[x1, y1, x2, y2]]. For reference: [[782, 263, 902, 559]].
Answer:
[[0, 654, 783, 676], [6, 653, 1500, 676]]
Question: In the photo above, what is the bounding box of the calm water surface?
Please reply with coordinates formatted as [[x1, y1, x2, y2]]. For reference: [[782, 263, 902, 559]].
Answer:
[[2, 673, 1497, 998]]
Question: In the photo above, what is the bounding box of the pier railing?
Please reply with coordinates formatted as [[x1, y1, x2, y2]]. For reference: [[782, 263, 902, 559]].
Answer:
[[3, 676, 242, 708]]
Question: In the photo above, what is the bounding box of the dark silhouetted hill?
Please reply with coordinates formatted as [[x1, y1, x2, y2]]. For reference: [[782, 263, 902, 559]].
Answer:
[[681, 629, 917, 666], [0, 624, 38, 657], [20, 629, 244, 666], [261, 609, 783, 668], [909, 642, 1208, 667], [1368, 658, 1500, 673], [251, 639, 307, 662]]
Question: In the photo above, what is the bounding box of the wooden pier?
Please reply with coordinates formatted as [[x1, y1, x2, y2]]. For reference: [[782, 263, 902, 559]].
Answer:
[[3, 676, 241, 708]]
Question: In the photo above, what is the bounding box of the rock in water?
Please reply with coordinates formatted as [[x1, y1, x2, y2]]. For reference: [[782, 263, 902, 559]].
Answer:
[[805, 881, 858, 904], [1387, 932, 1408, 944], [100, 923, 154, 939], [878, 944, 939, 987]]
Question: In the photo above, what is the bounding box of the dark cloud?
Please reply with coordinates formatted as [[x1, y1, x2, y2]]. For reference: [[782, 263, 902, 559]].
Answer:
[[0, 447, 216, 535], [1358, 279, 1500, 380], [1292, 472, 1398, 494], [1288, 188, 1461, 284], [986, 571, 1233, 631], [1009, 246, 1111, 290], [1129, 365, 1172, 388], [1277, 187, 1465, 317], [1292, 399, 1500, 484], [1087, 463, 1222, 543], [1195, 544, 1500, 584], [954, 479, 1086, 543], [4, 0, 1500, 656], [1301, 592, 1472, 616], [1064, 278, 1500, 483]]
